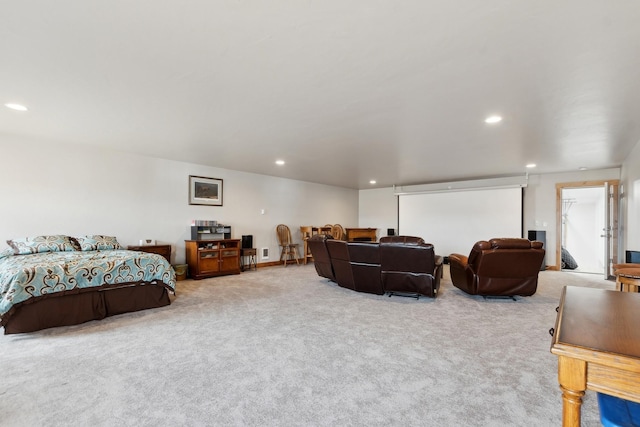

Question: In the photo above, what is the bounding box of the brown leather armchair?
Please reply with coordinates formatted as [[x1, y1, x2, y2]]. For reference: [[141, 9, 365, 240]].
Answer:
[[449, 238, 545, 297]]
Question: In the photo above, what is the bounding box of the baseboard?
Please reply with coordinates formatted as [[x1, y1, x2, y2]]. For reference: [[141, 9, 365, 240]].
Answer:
[[257, 259, 303, 268]]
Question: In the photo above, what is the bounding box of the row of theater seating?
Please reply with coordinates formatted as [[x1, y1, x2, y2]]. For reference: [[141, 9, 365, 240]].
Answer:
[[308, 235, 546, 298], [308, 234, 443, 298]]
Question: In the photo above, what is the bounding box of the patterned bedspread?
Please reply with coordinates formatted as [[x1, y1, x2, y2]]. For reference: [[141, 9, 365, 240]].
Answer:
[[0, 250, 176, 321]]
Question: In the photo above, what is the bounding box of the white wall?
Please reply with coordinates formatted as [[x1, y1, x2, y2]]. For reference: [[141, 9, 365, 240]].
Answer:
[[0, 135, 359, 264], [359, 168, 621, 266], [621, 139, 640, 252], [5, 132, 634, 268], [358, 187, 397, 239]]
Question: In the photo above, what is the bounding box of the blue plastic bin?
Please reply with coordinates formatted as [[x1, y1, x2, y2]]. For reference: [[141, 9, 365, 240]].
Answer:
[[598, 393, 640, 427]]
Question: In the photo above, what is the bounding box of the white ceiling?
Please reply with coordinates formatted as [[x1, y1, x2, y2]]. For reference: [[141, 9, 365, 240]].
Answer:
[[2, 1, 639, 189]]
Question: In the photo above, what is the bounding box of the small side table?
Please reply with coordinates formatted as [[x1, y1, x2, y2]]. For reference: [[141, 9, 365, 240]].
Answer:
[[127, 244, 172, 263], [241, 248, 257, 271]]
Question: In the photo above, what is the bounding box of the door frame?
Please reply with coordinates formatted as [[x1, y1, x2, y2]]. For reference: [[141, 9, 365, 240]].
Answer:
[[555, 180, 619, 275]]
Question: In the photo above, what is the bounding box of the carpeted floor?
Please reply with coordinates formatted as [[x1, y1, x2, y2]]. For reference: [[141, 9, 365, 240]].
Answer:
[[0, 265, 614, 426]]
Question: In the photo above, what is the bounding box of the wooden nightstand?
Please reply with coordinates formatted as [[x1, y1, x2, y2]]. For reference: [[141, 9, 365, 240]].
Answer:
[[127, 244, 172, 263]]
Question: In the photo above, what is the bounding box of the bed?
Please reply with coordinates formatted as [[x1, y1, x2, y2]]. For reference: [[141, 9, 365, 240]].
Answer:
[[0, 235, 176, 334]]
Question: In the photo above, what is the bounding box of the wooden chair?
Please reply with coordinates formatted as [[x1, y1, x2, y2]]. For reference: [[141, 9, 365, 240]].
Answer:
[[615, 268, 640, 292], [331, 224, 345, 240], [276, 224, 300, 267], [300, 226, 313, 264]]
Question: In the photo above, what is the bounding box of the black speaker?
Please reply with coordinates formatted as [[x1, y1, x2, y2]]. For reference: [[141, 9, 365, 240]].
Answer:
[[387, 228, 395, 236], [241, 235, 253, 249]]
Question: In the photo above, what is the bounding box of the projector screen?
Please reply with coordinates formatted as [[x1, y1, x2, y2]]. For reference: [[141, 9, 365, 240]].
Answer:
[[398, 187, 523, 258]]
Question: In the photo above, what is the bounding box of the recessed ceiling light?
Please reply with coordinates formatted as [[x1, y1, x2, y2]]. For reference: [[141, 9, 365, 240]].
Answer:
[[369, 180, 376, 185], [526, 163, 537, 168], [275, 160, 285, 166], [484, 115, 502, 124], [578, 167, 588, 171], [5, 103, 28, 111]]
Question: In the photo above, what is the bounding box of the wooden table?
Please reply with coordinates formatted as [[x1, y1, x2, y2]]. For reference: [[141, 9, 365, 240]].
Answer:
[[550, 286, 640, 426], [345, 228, 377, 242]]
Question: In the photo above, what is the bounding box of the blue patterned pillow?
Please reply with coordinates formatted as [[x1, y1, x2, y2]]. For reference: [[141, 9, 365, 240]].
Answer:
[[0, 247, 14, 259], [75, 235, 122, 251], [7, 235, 80, 255]]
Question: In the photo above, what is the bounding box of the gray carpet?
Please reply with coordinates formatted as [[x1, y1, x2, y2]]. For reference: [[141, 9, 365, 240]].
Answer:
[[1, 265, 613, 426]]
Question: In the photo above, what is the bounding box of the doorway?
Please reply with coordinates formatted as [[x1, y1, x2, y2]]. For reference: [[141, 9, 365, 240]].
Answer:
[[560, 187, 604, 273], [555, 180, 619, 279]]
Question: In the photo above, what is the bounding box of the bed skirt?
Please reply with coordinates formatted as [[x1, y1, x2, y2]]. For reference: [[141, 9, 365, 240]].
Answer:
[[2, 284, 171, 334]]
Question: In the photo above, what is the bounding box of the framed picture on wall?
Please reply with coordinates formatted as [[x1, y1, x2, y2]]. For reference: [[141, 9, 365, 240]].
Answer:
[[189, 175, 223, 206]]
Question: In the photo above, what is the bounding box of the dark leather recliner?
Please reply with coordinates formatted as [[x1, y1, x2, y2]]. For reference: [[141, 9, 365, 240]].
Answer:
[[326, 239, 354, 290], [380, 241, 443, 298], [346, 242, 384, 295], [325, 240, 384, 294], [449, 238, 545, 297], [307, 234, 335, 281], [380, 235, 444, 279]]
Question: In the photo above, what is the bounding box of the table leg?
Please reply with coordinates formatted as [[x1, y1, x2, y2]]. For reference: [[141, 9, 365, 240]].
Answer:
[[560, 385, 585, 427], [303, 240, 309, 264], [557, 356, 587, 427]]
